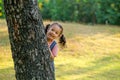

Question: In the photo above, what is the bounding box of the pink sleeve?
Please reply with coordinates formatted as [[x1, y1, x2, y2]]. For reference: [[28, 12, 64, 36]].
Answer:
[[51, 44, 58, 57]]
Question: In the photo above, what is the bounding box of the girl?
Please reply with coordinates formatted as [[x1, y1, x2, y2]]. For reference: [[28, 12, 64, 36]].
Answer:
[[45, 22, 66, 71]]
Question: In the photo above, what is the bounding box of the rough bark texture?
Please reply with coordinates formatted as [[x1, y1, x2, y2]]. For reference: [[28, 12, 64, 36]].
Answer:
[[3, 0, 55, 80]]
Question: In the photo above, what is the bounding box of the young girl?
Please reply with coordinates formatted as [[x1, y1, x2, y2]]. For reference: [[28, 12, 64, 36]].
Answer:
[[45, 22, 66, 71]]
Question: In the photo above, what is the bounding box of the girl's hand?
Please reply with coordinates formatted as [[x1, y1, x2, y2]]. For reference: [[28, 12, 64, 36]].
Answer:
[[48, 48, 55, 60]]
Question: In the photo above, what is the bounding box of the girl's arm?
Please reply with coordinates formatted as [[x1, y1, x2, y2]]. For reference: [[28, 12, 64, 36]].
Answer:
[[49, 48, 55, 60], [49, 44, 58, 60]]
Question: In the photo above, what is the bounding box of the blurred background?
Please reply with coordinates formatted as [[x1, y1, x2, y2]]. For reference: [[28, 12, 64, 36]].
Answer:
[[0, 0, 120, 80], [0, 0, 120, 25]]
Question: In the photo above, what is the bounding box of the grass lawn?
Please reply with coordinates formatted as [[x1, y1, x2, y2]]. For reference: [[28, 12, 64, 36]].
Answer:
[[0, 19, 120, 80]]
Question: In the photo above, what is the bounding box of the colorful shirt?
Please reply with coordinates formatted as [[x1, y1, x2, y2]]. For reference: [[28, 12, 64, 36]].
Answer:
[[48, 41, 58, 57]]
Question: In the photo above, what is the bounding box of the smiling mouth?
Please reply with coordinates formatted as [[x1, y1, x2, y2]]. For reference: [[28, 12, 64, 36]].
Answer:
[[48, 34, 54, 38], [50, 33, 54, 37]]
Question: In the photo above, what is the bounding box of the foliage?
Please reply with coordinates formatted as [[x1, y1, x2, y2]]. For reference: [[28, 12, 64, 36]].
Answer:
[[38, 0, 120, 25], [0, 0, 4, 18], [96, 0, 120, 25], [0, 0, 120, 25]]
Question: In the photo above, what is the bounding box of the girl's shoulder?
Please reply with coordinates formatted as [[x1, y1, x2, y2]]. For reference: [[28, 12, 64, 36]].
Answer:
[[50, 41, 57, 50]]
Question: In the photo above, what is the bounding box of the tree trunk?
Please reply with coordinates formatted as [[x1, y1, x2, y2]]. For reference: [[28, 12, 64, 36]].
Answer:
[[3, 0, 55, 80]]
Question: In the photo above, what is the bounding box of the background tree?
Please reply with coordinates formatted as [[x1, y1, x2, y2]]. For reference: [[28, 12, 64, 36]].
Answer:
[[3, 0, 55, 80], [0, 0, 4, 18], [1, 0, 120, 25], [96, 0, 120, 25]]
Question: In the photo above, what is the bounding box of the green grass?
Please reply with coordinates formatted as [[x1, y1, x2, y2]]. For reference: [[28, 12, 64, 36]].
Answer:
[[0, 19, 120, 80]]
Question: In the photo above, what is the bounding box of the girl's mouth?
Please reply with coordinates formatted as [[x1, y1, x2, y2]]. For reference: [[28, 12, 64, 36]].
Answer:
[[50, 33, 54, 37], [49, 34, 54, 39]]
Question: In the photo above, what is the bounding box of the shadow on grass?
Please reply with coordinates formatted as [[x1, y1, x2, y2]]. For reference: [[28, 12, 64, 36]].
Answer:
[[56, 54, 120, 80], [0, 33, 10, 47], [0, 67, 15, 80]]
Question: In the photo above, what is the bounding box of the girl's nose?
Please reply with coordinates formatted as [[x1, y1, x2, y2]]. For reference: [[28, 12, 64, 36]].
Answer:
[[52, 31, 55, 35]]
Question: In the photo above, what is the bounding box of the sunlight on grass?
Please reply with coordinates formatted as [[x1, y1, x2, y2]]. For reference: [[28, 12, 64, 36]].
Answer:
[[55, 52, 120, 80], [0, 19, 120, 80]]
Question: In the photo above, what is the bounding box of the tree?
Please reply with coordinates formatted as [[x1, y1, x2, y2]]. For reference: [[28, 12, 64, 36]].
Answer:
[[0, 0, 5, 18], [3, 0, 55, 80]]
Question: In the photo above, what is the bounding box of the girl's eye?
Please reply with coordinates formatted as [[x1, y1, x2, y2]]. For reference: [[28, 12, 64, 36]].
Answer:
[[51, 29, 54, 31], [56, 32, 58, 34]]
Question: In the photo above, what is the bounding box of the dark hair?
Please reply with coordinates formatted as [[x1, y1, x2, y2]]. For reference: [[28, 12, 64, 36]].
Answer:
[[45, 24, 50, 34], [59, 34, 66, 47], [45, 23, 66, 47]]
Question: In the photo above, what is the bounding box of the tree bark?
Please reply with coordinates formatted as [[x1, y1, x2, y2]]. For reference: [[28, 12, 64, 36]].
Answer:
[[3, 0, 55, 80]]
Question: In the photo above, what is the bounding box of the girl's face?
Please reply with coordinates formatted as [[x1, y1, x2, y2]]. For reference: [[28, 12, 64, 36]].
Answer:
[[47, 24, 62, 41]]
